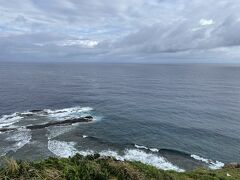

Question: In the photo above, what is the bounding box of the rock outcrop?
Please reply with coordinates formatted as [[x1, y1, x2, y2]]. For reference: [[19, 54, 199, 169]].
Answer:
[[224, 162, 240, 169], [0, 116, 93, 132]]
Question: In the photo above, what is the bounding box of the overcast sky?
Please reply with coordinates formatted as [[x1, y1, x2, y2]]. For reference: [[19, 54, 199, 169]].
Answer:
[[0, 0, 240, 63]]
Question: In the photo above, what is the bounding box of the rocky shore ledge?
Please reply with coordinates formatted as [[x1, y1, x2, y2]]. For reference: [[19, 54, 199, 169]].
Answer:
[[0, 109, 93, 132], [0, 154, 239, 179]]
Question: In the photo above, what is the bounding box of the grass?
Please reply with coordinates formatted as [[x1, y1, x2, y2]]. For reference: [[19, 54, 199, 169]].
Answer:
[[0, 154, 239, 180]]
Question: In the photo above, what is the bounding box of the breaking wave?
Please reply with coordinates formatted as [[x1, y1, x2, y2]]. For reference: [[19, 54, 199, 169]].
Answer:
[[134, 144, 159, 152], [123, 149, 184, 172], [0, 107, 224, 172], [134, 144, 224, 170], [82, 135, 88, 138], [45, 107, 94, 121], [48, 140, 78, 158], [191, 154, 224, 170], [0, 128, 31, 156], [0, 106, 97, 130], [47, 140, 184, 172], [0, 113, 23, 129], [0, 106, 98, 157]]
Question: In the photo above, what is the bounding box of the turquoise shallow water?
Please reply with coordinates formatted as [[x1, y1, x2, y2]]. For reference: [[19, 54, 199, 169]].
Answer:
[[0, 62, 239, 171]]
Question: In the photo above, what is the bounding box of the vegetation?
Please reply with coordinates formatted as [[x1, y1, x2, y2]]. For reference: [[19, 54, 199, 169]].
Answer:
[[0, 154, 239, 180]]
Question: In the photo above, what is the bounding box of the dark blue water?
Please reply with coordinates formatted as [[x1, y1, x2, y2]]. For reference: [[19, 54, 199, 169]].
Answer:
[[0, 62, 240, 171]]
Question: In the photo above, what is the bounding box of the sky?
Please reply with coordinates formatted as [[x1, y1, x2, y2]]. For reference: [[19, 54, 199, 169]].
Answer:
[[0, 0, 240, 63]]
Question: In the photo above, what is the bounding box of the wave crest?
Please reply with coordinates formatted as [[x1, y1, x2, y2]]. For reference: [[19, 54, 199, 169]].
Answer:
[[47, 141, 184, 172], [191, 154, 224, 169], [134, 144, 159, 152]]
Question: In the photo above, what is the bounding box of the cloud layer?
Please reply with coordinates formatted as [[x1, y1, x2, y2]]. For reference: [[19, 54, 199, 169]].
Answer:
[[0, 0, 240, 62]]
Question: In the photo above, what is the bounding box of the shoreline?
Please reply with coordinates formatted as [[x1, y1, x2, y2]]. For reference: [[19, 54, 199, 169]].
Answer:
[[1, 154, 239, 180], [0, 107, 231, 172]]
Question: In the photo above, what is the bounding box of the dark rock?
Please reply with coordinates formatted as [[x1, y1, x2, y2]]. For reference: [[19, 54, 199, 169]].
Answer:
[[29, 110, 43, 113], [84, 116, 93, 119], [19, 113, 34, 117], [0, 128, 16, 132], [224, 162, 240, 169], [27, 117, 92, 130], [93, 153, 100, 159], [86, 154, 101, 160], [0, 117, 93, 132]]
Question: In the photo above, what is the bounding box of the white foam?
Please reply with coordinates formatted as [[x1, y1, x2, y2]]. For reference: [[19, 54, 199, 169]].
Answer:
[[134, 144, 159, 153], [191, 154, 224, 169], [64, 147, 183, 172], [20, 112, 34, 115], [44, 107, 94, 121], [43, 106, 101, 123], [191, 154, 209, 163], [78, 150, 95, 156], [48, 140, 95, 157], [149, 148, 159, 152], [123, 149, 184, 172], [0, 106, 96, 130], [134, 144, 148, 150], [46, 140, 184, 172], [99, 150, 124, 161], [46, 107, 93, 118], [76, 148, 184, 172], [0, 113, 23, 128], [0, 106, 97, 157], [82, 135, 88, 138], [1, 128, 31, 156], [47, 126, 73, 139], [209, 161, 225, 170], [78, 107, 94, 112], [48, 140, 78, 158]]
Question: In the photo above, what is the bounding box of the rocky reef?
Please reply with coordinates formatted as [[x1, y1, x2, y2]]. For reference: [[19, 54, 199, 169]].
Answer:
[[0, 109, 93, 132]]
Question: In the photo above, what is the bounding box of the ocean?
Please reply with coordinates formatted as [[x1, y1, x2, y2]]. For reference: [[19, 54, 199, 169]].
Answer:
[[0, 62, 239, 171]]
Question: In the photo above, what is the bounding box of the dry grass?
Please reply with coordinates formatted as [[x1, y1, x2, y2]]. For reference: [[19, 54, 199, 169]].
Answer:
[[4, 157, 20, 175]]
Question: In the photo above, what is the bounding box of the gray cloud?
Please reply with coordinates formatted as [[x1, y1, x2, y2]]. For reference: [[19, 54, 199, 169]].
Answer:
[[113, 16, 240, 54], [0, 0, 240, 62]]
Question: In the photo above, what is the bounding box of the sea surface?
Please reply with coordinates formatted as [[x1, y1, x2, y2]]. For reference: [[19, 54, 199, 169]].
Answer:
[[0, 62, 240, 171]]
